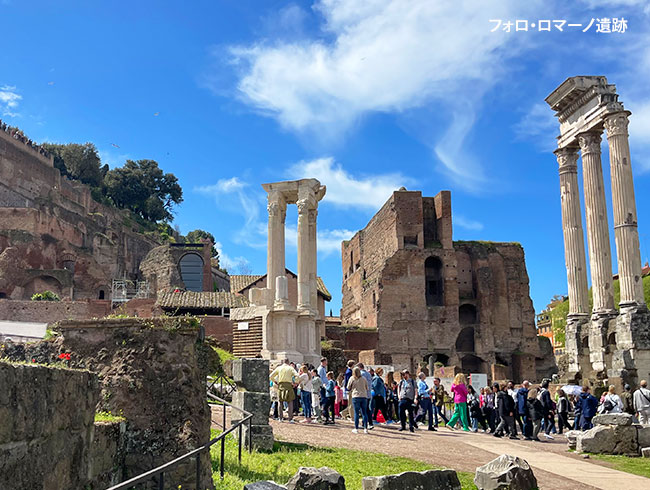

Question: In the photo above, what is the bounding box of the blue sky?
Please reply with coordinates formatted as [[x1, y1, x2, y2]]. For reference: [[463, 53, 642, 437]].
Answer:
[[2, 0, 650, 316]]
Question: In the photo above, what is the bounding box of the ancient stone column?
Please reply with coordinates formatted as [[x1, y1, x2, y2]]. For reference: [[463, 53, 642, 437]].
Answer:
[[578, 131, 615, 316], [309, 208, 318, 313], [555, 147, 590, 317], [267, 191, 286, 301], [604, 112, 646, 308], [296, 189, 313, 311]]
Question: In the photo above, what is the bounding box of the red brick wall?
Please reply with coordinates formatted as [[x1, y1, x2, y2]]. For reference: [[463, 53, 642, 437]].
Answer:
[[202, 316, 234, 349]]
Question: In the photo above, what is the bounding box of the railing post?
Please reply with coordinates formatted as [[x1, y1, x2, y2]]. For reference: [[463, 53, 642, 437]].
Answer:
[[238, 423, 242, 464], [248, 418, 252, 453], [222, 400, 226, 430], [220, 436, 225, 480], [196, 453, 201, 490], [158, 472, 164, 490]]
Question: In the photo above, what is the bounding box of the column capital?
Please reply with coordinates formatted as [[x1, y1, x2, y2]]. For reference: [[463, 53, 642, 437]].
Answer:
[[555, 147, 579, 174], [267, 191, 287, 218], [577, 131, 602, 155], [604, 111, 630, 137]]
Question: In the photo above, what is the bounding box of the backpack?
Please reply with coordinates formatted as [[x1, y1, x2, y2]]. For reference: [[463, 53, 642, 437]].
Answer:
[[603, 397, 614, 412]]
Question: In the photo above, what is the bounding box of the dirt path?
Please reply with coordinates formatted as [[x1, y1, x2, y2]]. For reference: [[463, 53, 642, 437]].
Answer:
[[210, 406, 647, 489]]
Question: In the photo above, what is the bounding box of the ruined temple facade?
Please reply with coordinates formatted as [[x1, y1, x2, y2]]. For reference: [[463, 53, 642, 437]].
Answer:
[[0, 126, 158, 301], [341, 189, 546, 382]]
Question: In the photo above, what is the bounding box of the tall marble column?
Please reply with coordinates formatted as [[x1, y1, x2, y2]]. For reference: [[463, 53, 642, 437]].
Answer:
[[556, 147, 590, 317], [578, 131, 615, 316], [309, 208, 318, 313], [604, 111, 646, 307], [296, 189, 313, 311], [267, 191, 286, 302]]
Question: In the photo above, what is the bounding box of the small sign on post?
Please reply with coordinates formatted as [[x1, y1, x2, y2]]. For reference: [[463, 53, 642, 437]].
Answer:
[[237, 322, 249, 331]]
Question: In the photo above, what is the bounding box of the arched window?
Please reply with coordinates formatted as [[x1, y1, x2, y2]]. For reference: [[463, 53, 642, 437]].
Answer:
[[179, 253, 204, 292], [425, 257, 443, 306], [459, 304, 477, 324], [98, 289, 105, 300], [455, 327, 475, 352]]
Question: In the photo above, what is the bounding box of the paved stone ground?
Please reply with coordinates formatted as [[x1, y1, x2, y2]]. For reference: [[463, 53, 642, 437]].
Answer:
[[210, 406, 649, 490]]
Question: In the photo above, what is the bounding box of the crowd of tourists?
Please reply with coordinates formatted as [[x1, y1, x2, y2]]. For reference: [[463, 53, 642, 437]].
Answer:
[[0, 119, 50, 157], [268, 357, 650, 439]]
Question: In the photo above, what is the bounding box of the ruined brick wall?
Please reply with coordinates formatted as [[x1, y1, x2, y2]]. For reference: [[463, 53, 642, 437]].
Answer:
[[0, 298, 111, 323], [202, 315, 234, 349], [0, 131, 159, 302], [340, 189, 544, 381], [0, 361, 99, 490]]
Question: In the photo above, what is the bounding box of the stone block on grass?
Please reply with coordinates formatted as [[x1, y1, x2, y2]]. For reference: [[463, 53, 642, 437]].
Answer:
[[576, 425, 638, 455], [564, 430, 581, 450], [637, 425, 650, 450], [287, 467, 345, 490], [232, 358, 270, 393], [641, 447, 650, 458], [245, 481, 288, 490], [231, 391, 271, 426], [474, 454, 537, 490], [363, 469, 461, 490], [593, 413, 634, 426], [242, 424, 274, 452]]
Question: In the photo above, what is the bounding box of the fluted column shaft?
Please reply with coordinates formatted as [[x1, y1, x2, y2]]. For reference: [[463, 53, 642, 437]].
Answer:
[[297, 191, 313, 311], [556, 147, 590, 317], [309, 209, 318, 313], [604, 112, 646, 307], [578, 131, 615, 315], [267, 192, 286, 301]]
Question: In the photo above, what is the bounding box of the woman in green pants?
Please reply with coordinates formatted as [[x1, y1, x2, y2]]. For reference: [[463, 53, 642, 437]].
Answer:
[[446, 373, 470, 431]]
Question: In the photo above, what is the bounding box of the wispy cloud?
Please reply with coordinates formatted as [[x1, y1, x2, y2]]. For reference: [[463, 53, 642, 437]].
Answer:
[[214, 240, 251, 273], [454, 214, 484, 231], [288, 157, 409, 209], [514, 102, 560, 151], [285, 224, 354, 255], [0, 85, 21, 117]]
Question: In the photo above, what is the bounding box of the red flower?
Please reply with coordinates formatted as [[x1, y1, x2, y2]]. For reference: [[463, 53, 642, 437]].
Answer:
[[31, 358, 36, 363], [58, 352, 72, 361], [58, 353, 65, 359]]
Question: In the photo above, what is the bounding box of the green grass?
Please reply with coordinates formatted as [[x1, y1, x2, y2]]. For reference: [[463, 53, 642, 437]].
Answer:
[[210, 431, 477, 490], [214, 347, 236, 363], [592, 454, 650, 479], [94, 411, 126, 423]]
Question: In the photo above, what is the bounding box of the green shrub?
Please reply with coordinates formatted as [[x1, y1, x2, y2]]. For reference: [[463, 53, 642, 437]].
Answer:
[[31, 291, 61, 301]]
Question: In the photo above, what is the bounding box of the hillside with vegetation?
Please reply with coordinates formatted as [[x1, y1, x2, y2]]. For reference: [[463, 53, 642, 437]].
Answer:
[[551, 275, 650, 346]]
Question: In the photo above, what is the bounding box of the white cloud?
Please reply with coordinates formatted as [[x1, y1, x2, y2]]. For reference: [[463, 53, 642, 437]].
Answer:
[[454, 214, 484, 231], [285, 224, 354, 255], [627, 99, 650, 173], [0, 85, 21, 117], [580, 0, 650, 12], [288, 157, 408, 209], [514, 103, 559, 151], [214, 240, 251, 273]]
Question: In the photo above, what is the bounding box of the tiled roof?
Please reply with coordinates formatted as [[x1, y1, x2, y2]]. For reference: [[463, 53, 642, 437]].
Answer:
[[156, 290, 249, 310], [230, 270, 332, 301]]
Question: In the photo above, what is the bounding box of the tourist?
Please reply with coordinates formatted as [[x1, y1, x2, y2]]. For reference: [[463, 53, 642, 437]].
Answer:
[[538, 379, 555, 440], [297, 365, 313, 422], [621, 384, 635, 416], [270, 380, 280, 420], [310, 368, 323, 422], [348, 366, 370, 433], [335, 373, 345, 418], [358, 363, 374, 429], [446, 373, 470, 432], [517, 380, 532, 439], [556, 389, 571, 434], [372, 367, 388, 422], [414, 372, 436, 431], [318, 357, 328, 408], [290, 362, 300, 415], [269, 359, 299, 422], [468, 385, 487, 432], [386, 372, 399, 422], [599, 385, 624, 414], [571, 394, 581, 430], [494, 383, 518, 439], [482, 385, 496, 433], [633, 380, 650, 424], [398, 369, 418, 432], [341, 360, 355, 419], [507, 381, 521, 435], [323, 371, 336, 424], [575, 385, 598, 430], [433, 377, 449, 427], [526, 388, 544, 442]]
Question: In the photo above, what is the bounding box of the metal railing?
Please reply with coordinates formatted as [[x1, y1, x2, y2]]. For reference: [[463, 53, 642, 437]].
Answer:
[[106, 393, 252, 490], [207, 373, 237, 400]]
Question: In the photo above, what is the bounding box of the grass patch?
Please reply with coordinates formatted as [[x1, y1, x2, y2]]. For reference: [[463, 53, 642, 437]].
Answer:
[[214, 347, 236, 363], [592, 454, 650, 478], [210, 431, 477, 489], [94, 411, 126, 423]]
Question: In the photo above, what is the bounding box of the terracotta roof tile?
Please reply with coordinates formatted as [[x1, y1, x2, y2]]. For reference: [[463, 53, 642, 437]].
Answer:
[[230, 270, 332, 301], [156, 290, 249, 310]]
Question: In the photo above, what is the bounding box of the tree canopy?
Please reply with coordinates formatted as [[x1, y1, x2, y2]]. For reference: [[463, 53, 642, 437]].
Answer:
[[42, 142, 106, 188], [103, 159, 183, 222], [186, 229, 219, 259]]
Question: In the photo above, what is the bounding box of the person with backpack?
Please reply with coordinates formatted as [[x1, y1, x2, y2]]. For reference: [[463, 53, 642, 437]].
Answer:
[[433, 377, 449, 427], [446, 373, 470, 431], [347, 366, 370, 434], [494, 383, 518, 439], [599, 385, 624, 414], [398, 369, 418, 432], [556, 389, 571, 434], [372, 367, 388, 422], [415, 372, 436, 431], [538, 379, 555, 440], [621, 384, 635, 416], [575, 385, 598, 430], [482, 385, 496, 433], [517, 380, 532, 440], [633, 380, 650, 424], [468, 385, 488, 432]]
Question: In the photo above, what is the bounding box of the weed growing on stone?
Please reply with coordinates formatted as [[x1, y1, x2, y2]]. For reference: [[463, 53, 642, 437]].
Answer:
[[95, 410, 126, 423]]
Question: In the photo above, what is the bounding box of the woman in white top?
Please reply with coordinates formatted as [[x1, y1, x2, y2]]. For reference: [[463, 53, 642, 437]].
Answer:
[[599, 385, 624, 414], [298, 365, 314, 422]]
